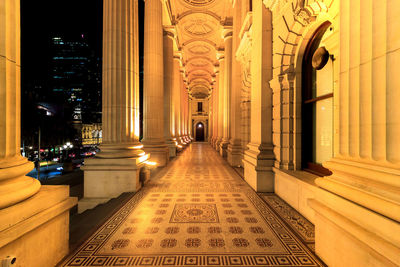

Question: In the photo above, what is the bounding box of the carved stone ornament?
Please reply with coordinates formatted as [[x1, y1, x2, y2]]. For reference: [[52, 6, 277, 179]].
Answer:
[[292, 0, 313, 25]]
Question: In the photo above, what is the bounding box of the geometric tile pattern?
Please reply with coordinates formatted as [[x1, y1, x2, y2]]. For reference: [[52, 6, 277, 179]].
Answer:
[[260, 193, 316, 251], [61, 144, 326, 266], [170, 204, 219, 223]]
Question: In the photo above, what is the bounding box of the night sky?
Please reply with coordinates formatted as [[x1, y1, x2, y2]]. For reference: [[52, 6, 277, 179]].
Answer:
[[20, 0, 146, 142], [20, 0, 103, 86]]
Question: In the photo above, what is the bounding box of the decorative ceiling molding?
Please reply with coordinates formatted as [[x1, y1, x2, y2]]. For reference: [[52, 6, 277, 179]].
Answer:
[[165, 0, 233, 99]]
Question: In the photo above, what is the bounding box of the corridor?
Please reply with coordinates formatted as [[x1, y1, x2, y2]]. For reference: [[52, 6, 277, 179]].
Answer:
[[61, 144, 324, 267]]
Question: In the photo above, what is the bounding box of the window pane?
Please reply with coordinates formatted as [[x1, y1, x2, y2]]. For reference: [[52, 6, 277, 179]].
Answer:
[[315, 98, 333, 164], [316, 57, 333, 97]]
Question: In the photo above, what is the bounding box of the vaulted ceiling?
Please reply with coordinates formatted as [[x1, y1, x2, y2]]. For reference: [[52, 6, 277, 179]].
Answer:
[[163, 0, 233, 99]]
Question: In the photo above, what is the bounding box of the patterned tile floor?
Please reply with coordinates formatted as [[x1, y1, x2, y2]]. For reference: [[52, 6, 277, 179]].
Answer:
[[61, 144, 325, 267]]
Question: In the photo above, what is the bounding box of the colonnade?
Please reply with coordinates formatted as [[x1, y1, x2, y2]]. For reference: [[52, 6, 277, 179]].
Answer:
[[209, 1, 274, 193], [1, 0, 399, 266], [80, 0, 191, 211]]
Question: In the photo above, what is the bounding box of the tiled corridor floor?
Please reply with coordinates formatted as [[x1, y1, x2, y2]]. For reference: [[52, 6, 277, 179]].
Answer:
[[61, 144, 325, 266]]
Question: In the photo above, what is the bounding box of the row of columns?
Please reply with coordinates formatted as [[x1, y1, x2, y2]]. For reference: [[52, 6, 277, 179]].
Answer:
[[81, 0, 191, 211], [209, 1, 274, 192]]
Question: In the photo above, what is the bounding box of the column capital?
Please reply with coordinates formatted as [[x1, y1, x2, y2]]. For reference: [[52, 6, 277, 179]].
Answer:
[[217, 51, 225, 61], [163, 26, 176, 39], [222, 28, 233, 40]]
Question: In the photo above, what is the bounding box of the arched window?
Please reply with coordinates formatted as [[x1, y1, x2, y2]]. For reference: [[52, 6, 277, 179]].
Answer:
[[302, 22, 333, 176]]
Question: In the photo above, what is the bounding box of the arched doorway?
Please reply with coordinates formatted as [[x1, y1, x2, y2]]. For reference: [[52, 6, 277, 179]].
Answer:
[[195, 122, 205, 141]]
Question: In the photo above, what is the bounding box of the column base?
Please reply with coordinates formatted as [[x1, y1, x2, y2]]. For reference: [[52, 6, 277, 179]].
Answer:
[[308, 158, 400, 266], [143, 144, 169, 167], [227, 143, 243, 167], [210, 137, 215, 148], [80, 156, 148, 213], [309, 190, 400, 267], [243, 143, 274, 192], [219, 140, 229, 158], [0, 186, 77, 267], [215, 138, 222, 152], [0, 158, 41, 209], [166, 140, 177, 158]]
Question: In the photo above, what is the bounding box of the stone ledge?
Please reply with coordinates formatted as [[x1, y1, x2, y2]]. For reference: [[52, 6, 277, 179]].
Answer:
[[273, 167, 320, 223], [309, 197, 400, 266]]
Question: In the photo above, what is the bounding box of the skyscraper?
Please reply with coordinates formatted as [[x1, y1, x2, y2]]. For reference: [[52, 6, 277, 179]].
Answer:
[[50, 35, 101, 125]]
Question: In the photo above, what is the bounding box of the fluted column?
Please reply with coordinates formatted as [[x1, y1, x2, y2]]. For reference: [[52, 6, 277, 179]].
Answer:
[[172, 56, 181, 147], [177, 70, 185, 145], [188, 98, 193, 140], [0, 0, 40, 209], [0, 2, 76, 264], [215, 55, 225, 151], [219, 30, 233, 157], [212, 71, 219, 148], [81, 0, 149, 212], [181, 78, 188, 144], [163, 30, 176, 157], [228, 3, 243, 166], [142, 0, 168, 166], [243, 2, 274, 192], [208, 93, 213, 142], [309, 1, 400, 265]]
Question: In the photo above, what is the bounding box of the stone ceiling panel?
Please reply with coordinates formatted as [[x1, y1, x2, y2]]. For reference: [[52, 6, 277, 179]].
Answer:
[[165, 0, 233, 99]]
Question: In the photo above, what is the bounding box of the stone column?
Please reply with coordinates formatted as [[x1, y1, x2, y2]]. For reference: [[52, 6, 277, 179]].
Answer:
[[219, 30, 233, 157], [228, 3, 243, 166], [163, 29, 176, 157], [177, 70, 185, 146], [181, 79, 189, 143], [215, 55, 225, 151], [208, 93, 213, 142], [142, 0, 169, 166], [188, 98, 193, 140], [308, 1, 400, 265], [0, 1, 76, 264], [81, 0, 149, 212], [172, 56, 181, 147], [243, 2, 274, 192], [212, 71, 219, 148], [0, 0, 40, 210]]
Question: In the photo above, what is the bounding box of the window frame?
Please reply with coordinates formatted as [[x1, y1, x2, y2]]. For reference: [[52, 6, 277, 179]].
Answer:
[[301, 22, 333, 177]]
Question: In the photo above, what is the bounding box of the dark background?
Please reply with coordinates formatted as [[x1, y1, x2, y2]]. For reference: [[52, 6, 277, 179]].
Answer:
[[20, 0, 145, 147], [21, 0, 104, 86]]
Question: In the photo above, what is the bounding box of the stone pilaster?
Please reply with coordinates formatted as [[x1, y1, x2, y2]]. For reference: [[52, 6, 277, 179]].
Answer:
[[80, 0, 149, 212], [219, 30, 233, 158], [0, 1, 76, 264], [208, 93, 213, 143], [163, 29, 176, 158], [215, 55, 225, 152], [211, 71, 219, 148], [142, 0, 169, 166], [308, 1, 400, 265], [243, 2, 274, 192], [228, 3, 244, 166]]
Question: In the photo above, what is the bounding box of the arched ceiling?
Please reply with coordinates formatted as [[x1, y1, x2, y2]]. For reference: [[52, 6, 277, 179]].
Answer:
[[164, 0, 233, 99]]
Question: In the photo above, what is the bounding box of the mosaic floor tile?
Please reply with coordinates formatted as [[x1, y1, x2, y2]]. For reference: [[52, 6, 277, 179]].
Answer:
[[61, 144, 325, 267]]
